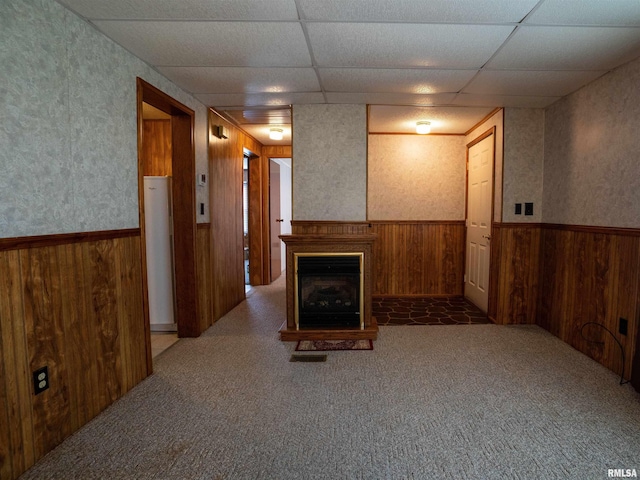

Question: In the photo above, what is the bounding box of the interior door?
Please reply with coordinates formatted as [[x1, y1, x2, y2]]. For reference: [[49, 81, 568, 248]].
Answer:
[[269, 160, 282, 281], [464, 133, 494, 312]]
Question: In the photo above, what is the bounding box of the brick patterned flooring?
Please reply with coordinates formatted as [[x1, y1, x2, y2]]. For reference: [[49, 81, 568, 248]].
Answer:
[[373, 296, 491, 326]]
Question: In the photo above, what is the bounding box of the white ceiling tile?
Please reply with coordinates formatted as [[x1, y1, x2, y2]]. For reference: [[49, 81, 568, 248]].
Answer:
[[369, 105, 495, 134], [298, 0, 539, 23], [326, 92, 457, 105], [195, 92, 325, 107], [451, 93, 561, 108], [157, 67, 320, 94], [58, 0, 299, 20], [92, 21, 311, 66], [318, 68, 477, 94], [307, 23, 514, 69], [487, 26, 640, 70], [464, 70, 607, 97], [525, 0, 640, 26]]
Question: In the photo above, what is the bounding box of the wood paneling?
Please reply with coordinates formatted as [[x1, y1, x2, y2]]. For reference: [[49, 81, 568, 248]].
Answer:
[[0, 228, 140, 252], [209, 111, 258, 320], [489, 224, 541, 325], [196, 223, 213, 330], [248, 154, 266, 285], [292, 221, 465, 296], [632, 317, 640, 391], [141, 120, 172, 176], [292, 221, 370, 235], [538, 227, 639, 381], [262, 145, 292, 158], [0, 233, 146, 480], [170, 113, 199, 337]]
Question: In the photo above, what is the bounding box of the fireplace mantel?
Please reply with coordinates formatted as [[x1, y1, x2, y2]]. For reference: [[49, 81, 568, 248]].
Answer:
[[279, 234, 378, 341]]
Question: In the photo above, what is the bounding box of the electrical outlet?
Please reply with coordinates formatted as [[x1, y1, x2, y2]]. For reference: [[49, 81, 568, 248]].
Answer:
[[515, 203, 522, 215], [33, 366, 49, 395], [619, 317, 628, 336], [525, 202, 534, 216]]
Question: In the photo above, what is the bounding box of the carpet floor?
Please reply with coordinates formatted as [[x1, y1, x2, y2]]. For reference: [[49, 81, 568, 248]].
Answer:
[[20, 277, 640, 480]]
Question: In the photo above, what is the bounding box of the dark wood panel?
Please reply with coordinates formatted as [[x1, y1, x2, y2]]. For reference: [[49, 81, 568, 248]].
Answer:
[[538, 227, 639, 380], [0, 234, 147, 479], [291, 221, 465, 295], [0, 250, 35, 479], [114, 237, 147, 393], [248, 154, 265, 285], [196, 224, 213, 330], [171, 114, 199, 337], [543, 223, 640, 237], [292, 221, 370, 235], [369, 222, 465, 296], [142, 120, 172, 176], [58, 242, 93, 432], [21, 247, 73, 458], [0, 228, 140, 252], [262, 145, 292, 158], [490, 225, 541, 325], [632, 313, 640, 391], [209, 111, 250, 321]]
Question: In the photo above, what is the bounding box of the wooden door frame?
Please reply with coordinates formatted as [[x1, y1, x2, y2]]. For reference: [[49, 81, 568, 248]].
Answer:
[[463, 126, 496, 311], [137, 78, 199, 374]]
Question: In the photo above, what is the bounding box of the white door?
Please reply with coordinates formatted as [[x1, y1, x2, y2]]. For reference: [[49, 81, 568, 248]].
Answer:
[[278, 160, 292, 273], [464, 134, 494, 312]]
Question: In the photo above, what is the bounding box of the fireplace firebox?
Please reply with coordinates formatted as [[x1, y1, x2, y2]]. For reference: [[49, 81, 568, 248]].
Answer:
[[279, 234, 377, 341], [295, 254, 363, 329]]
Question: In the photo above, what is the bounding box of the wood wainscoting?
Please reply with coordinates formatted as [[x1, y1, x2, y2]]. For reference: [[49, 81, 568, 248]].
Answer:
[[538, 224, 640, 382], [292, 221, 465, 296], [0, 230, 147, 480], [196, 223, 213, 331], [209, 109, 261, 319], [489, 223, 541, 325]]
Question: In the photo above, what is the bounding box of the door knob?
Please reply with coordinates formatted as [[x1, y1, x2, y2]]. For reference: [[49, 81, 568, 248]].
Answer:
[[276, 219, 284, 223], [482, 234, 491, 240]]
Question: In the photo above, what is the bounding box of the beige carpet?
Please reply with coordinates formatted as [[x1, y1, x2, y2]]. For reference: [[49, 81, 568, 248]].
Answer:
[[20, 277, 640, 479]]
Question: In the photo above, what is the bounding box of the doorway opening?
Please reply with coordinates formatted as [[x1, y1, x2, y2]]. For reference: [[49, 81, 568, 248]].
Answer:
[[269, 157, 292, 281], [243, 153, 250, 286], [141, 102, 179, 358], [137, 78, 199, 372]]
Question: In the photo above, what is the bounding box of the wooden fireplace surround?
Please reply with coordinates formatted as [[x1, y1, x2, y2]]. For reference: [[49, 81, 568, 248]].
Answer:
[[279, 234, 378, 341]]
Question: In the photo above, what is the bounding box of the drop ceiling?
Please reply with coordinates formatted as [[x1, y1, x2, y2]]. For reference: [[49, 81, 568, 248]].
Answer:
[[57, 0, 640, 143]]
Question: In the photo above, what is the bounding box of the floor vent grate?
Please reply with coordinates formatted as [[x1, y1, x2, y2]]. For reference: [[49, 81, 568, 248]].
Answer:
[[289, 354, 327, 363]]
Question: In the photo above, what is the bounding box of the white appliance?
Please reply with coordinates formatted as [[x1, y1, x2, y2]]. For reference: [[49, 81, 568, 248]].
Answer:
[[143, 176, 176, 332]]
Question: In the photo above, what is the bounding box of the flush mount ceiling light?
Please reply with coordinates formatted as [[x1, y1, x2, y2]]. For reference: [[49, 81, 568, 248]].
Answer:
[[416, 121, 431, 135], [269, 127, 284, 141]]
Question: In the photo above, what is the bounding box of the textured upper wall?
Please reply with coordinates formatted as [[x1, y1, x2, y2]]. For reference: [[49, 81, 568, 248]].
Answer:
[[0, 0, 209, 238], [292, 105, 367, 221], [465, 109, 504, 222], [368, 135, 465, 220], [543, 57, 640, 228], [502, 108, 544, 223]]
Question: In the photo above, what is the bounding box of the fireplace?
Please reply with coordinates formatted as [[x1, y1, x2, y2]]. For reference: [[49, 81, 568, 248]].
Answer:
[[279, 234, 377, 341], [296, 254, 363, 329]]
